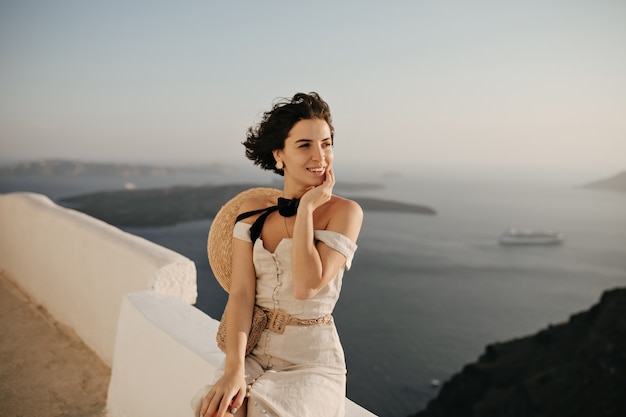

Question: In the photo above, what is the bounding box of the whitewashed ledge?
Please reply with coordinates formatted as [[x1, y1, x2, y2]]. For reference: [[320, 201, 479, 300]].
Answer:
[[0, 192, 197, 365], [0, 192, 377, 416]]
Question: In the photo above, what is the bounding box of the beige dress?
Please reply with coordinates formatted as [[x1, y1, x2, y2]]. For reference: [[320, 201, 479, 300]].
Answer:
[[219, 221, 357, 417]]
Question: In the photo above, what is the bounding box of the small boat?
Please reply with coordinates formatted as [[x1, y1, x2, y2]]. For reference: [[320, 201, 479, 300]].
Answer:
[[499, 228, 564, 245]]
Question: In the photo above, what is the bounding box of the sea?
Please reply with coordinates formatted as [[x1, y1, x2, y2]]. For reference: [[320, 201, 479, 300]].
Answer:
[[2, 166, 625, 417]]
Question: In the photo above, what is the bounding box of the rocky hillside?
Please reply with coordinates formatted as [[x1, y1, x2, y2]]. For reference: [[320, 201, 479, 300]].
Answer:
[[412, 288, 626, 417]]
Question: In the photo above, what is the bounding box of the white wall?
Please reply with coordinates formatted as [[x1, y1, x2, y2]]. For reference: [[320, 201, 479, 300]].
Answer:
[[0, 192, 197, 365]]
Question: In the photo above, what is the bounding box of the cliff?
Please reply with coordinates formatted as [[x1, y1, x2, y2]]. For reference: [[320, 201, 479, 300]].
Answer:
[[582, 171, 626, 193], [412, 288, 626, 417], [61, 183, 435, 227]]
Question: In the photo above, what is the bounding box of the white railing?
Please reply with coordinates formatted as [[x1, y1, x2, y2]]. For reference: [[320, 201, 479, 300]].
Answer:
[[0, 192, 376, 417]]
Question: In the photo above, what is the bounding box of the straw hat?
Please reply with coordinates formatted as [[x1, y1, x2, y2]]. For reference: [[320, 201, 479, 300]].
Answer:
[[207, 187, 282, 293]]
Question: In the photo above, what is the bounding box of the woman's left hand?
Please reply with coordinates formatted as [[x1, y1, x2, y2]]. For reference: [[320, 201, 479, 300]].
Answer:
[[300, 166, 335, 211]]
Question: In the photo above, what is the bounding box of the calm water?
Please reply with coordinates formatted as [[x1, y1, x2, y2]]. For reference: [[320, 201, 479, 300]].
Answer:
[[2, 170, 625, 417]]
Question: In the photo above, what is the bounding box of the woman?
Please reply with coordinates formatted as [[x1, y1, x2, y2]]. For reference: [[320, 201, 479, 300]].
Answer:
[[197, 92, 363, 417]]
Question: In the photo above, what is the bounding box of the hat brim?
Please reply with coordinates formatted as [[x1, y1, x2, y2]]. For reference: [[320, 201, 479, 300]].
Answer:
[[207, 187, 282, 293]]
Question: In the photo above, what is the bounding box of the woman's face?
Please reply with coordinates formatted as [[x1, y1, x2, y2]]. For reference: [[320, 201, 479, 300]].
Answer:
[[274, 118, 333, 187]]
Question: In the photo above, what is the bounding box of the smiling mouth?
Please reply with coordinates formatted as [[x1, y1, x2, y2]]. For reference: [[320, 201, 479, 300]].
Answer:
[[307, 167, 326, 174]]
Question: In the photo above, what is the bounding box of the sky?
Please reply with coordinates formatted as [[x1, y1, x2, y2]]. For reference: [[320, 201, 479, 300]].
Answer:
[[1, 1, 625, 179]]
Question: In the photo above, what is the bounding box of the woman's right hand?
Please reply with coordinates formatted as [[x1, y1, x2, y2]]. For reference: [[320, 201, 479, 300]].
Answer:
[[199, 370, 247, 417]]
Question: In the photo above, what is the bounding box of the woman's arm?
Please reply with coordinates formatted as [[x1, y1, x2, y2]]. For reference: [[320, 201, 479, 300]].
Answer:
[[224, 237, 257, 368], [201, 220, 256, 417], [291, 169, 363, 300]]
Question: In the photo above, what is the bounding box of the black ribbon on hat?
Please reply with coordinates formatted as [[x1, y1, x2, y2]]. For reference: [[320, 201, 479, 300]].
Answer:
[[236, 197, 300, 243]]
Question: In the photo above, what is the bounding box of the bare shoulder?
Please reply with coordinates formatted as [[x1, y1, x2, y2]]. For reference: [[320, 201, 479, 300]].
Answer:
[[322, 195, 363, 241], [328, 195, 362, 217]]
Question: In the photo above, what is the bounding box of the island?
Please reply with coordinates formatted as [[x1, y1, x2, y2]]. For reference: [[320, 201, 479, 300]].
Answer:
[[0, 159, 236, 177], [60, 183, 435, 227], [581, 170, 626, 193]]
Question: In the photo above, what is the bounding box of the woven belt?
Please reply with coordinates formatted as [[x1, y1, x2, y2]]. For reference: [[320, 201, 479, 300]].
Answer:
[[260, 307, 332, 334]]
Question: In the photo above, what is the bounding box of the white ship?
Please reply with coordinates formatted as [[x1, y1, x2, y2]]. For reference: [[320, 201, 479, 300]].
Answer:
[[499, 228, 564, 245]]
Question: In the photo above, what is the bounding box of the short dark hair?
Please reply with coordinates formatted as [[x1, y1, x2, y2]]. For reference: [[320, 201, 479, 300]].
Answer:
[[243, 92, 334, 175]]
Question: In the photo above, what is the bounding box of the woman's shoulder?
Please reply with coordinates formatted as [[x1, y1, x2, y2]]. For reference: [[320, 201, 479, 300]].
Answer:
[[327, 195, 363, 216], [320, 195, 363, 241]]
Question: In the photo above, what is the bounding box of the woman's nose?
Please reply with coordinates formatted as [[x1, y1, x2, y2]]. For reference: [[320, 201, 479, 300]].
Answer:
[[311, 144, 324, 162]]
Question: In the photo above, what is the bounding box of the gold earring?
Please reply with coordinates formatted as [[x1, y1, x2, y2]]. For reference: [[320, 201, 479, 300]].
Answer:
[[276, 161, 284, 170]]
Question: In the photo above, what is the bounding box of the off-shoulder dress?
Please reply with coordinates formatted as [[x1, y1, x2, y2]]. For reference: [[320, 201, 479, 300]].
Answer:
[[213, 221, 357, 417]]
